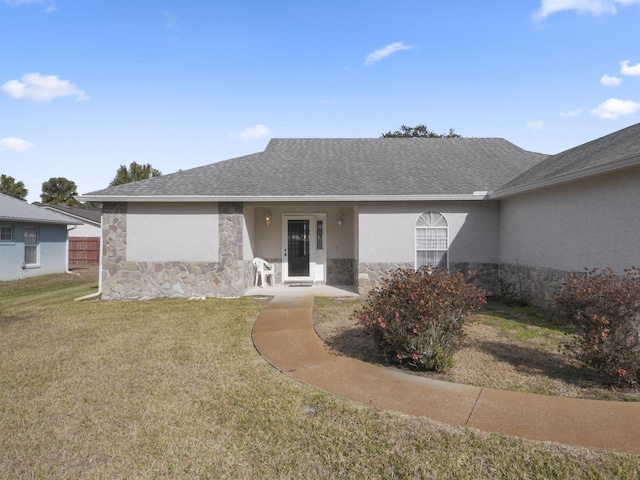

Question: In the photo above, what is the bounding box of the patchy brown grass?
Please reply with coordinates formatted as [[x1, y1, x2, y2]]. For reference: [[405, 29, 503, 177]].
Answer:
[[313, 298, 640, 402], [1, 276, 639, 478]]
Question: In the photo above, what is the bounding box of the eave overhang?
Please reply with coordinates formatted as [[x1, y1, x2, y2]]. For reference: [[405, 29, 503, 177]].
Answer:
[[490, 153, 640, 200], [80, 193, 491, 203]]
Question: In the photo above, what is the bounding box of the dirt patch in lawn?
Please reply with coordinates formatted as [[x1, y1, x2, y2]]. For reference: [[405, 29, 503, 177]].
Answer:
[[313, 297, 640, 402]]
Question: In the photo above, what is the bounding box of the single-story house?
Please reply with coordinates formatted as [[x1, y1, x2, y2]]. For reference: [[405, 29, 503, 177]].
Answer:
[[0, 193, 82, 281], [38, 204, 102, 265], [81, 122, 640, 306]]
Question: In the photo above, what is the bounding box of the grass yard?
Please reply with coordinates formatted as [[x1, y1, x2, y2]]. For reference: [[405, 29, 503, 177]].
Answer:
[[1, 273, 640, 479]]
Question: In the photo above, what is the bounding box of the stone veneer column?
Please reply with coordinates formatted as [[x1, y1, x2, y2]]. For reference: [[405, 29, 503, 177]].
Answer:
[[217, 202, 252, 297], [101, 202, 128, 299]]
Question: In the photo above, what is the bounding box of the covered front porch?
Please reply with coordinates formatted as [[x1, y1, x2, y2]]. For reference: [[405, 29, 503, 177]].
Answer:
[[244, 203, 359, 287]]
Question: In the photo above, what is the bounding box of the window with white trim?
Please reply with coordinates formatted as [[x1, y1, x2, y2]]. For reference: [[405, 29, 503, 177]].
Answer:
[[24, 227, 39, 265], [416, 211, 448, 269], [0, 225, 12, 241]]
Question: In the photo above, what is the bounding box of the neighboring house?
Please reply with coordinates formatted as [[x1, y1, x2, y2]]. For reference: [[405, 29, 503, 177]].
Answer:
[[81, 122, 640, 306], [39, 204, 101, 265], [0, 193, 82, 281]]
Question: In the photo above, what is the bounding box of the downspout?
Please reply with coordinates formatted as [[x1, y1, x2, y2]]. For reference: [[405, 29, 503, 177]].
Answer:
[[74, 217, 103, 301]]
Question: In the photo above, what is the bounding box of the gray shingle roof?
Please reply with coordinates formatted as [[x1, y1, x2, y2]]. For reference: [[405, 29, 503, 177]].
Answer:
[[498, 122, 640, 194], [83, 138, 548, 199], [0, 194, 82, 224], [38, 204, 101, 225]]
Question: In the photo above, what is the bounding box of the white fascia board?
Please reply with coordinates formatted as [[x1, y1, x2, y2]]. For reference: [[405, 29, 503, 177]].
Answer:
[[491, 153, 640, 199], [79, 193, 490, 203]]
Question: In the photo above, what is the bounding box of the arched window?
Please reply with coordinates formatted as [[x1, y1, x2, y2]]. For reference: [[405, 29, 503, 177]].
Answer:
[[416, 211, 448, 269]]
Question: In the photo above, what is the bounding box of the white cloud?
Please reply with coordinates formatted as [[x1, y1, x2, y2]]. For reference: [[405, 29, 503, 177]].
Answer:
[[0, 137, 34, 152], [560, 108, 583, 117], [364, 42, 414, 67], [162, 10, 178, 31], [620, 60, 640, 76], [601, 74, 622, 86], [590, 97, 640, 119], [2, 73, 87, 102], [534, 0, 640, 19], [526, 121, 545, 130], [1, 0, 55, 12], [236, 124, 272, 141]]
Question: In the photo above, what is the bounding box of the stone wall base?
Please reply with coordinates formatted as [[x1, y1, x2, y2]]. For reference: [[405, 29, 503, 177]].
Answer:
[[358, 262, 500, 298], [358, 262, 413, 296], [101, 260, 253, 300], [249, 258, 356, 286], [357, 261, 568, 308], [327, 258, 357, 285], [499, 263, 566, 309]]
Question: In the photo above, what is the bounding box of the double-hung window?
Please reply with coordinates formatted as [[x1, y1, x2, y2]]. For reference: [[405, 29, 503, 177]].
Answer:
[[0, 225, 12, 242], [416, 211, 448, 269], [24, 227, 39, 266]]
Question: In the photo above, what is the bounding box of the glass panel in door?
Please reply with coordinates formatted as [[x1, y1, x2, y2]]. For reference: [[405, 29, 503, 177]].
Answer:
[[287, 219, 310, 277]]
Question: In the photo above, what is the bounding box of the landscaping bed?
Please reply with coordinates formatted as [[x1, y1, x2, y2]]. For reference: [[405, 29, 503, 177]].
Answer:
[[313, 297, 640, 402]]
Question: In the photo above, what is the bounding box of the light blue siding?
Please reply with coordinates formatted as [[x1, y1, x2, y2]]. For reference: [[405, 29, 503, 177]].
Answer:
[[0, 222, 69, 281]]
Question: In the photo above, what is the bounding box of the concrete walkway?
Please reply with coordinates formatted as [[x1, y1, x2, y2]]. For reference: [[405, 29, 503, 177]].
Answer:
[[251, 292, 640, 454]]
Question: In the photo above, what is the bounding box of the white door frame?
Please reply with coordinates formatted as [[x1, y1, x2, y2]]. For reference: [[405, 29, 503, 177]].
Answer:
[[282, 214, 326, 283]]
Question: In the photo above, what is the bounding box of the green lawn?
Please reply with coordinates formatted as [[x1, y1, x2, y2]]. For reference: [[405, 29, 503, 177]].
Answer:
[[1, 274, 639, 479]]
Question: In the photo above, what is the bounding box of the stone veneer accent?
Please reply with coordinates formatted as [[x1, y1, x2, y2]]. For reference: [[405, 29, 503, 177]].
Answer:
[[251, 258, 356, 286], [358, 262, 500, 297], [100, 202, 252, 299], [358, 262, 413, 296], [358, 261, 567, 308], [327, 258, 357, 286], [451, 262, 500, 293], [499, 262, 566, 309]]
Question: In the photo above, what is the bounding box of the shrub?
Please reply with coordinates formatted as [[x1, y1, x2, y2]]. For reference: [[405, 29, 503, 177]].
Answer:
[[497, 278, 528, 307], [354, 267, 485, 371], [554, 268, 640, 387]]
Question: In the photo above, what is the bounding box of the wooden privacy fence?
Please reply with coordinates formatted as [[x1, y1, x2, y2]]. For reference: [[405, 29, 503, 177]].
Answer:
[[69, 237, 99, 265]]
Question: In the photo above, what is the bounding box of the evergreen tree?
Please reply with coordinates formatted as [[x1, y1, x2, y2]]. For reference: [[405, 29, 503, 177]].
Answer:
[[0, 174, 28, 200], [40, 177, 79, 206], [109, 162, 161, 186], [381, 124, 461, 138]]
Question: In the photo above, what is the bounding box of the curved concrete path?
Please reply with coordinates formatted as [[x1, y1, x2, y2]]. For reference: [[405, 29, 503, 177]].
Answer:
[[252, 293, 640, 454]]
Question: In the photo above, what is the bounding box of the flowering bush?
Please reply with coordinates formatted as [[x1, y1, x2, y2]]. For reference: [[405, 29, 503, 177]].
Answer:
[[554, 267, 640, 387], [354, 267, 485, 371]]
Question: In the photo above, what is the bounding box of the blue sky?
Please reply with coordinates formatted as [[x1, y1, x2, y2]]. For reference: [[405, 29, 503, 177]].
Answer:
[[1, 0, 639, 203]]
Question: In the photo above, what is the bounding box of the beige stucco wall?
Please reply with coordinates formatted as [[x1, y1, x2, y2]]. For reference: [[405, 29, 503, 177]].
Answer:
[[358, 202, 500, 265], [126, 202, 218, 262], [499, 166, 640, 274]]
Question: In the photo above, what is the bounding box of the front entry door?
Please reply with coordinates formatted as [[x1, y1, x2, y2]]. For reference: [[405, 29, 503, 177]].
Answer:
[[282, 215, 326, 283]]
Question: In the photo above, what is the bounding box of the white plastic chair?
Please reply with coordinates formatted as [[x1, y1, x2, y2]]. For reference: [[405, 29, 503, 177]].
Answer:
[[252, 257, 275, 287]]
